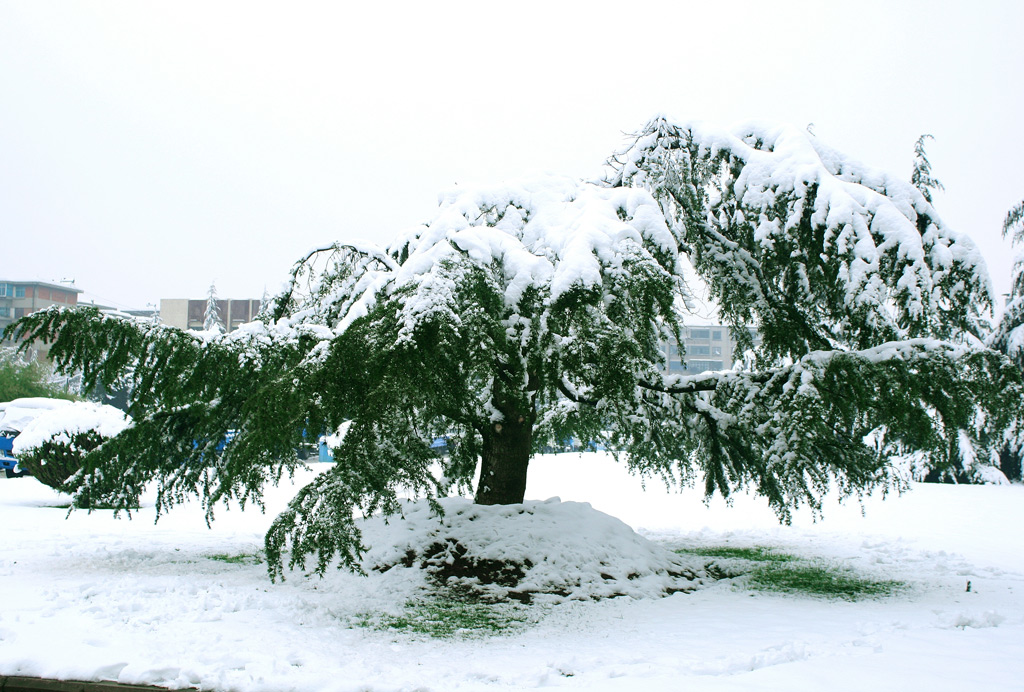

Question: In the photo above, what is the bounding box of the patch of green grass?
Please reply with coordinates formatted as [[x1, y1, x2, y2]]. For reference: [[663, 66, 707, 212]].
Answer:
[[360, 597, 532, 639], [748, 562, 902, 600], [42, 501, 140, 510], [207, 552, 263, 566], [676, 543, 903, 601], [676, 545, 798, 563]]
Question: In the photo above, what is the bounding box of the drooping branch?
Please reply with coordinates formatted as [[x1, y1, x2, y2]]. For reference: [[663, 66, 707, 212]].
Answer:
[[556, 378, 599, 406], [637, 372, 768, 395], [268, 242, 399, 326], [607, 116, 995, 353]]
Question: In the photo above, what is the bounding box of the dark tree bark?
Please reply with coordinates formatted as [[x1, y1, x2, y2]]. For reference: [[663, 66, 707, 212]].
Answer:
[[475, 415, 533, 505], [1001, 444, 1022, 482]]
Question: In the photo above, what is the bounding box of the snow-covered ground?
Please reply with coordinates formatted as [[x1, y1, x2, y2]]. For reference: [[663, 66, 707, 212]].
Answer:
[[1, 452, 1022, 692]]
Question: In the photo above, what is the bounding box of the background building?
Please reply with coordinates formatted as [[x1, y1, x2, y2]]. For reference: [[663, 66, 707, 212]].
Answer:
[[662, 325, 757, 374], [0, 280, 82, 333], [160, 298, 262, 332]]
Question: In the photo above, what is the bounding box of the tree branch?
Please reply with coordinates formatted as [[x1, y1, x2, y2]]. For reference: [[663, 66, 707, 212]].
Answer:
[[637, 370, 773, 395], [556, 378, 599, 406]]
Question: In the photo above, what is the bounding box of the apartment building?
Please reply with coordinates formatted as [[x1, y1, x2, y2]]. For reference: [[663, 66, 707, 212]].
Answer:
[[0, 280, 82, 333], [662, 324, 756, 374]]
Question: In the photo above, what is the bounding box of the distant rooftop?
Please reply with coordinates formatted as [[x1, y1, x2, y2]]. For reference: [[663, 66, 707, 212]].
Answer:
[[0, 279, 83, 294]]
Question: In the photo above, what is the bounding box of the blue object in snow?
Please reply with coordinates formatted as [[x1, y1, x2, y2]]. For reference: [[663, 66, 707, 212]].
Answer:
[[316, 436, 449, 463], [0, 432, 28, 477], [318, 441, 334, 462]]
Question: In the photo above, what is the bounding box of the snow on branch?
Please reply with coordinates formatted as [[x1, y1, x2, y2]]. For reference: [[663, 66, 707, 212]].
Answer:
[[636, 337, 971, 398], [270, 176, 687, 356], [606, 116, 994, 356], [991, 199, 1024, 367]]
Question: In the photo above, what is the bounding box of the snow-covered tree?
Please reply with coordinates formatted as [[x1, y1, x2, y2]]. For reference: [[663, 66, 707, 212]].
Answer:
[[203, 282, 224, 333], [910, 134, 944, 204], [990, 199, 1024, 480], [6, 117, 1022, 579], [991, 200, 1024, 366]]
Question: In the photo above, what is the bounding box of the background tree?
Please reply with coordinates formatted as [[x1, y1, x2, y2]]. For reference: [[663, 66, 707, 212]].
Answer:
[[7, 117, 1021, 579], [991, 200, 1024, 366], [990, 199, 1024, 480], [911, 134, 945, 204], [204, 282, 224, 333], [904, 132, 1001, 482]]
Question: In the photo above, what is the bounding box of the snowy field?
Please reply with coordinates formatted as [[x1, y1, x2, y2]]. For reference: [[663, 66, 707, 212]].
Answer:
[[1, 452, 1022, 692]]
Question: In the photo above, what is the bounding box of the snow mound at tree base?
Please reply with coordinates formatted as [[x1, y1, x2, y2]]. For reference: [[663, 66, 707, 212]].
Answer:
[[362, 497, 705, 602]]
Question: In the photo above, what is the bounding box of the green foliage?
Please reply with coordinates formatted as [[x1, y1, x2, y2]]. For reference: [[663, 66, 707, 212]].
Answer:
[[676, 545, 798, 563], [41, 500, 135, 510], [677, 544, 902, 599], [359, 597, 532, 639], [204, 282, 224, 333], [4, 118, 1021, 582], [4, 307, 324, 521], [16, 430, 105, 508], [207, 552, 263, 565], [911, 133, 945, 204], [612, 119, 990, 355], [990, 199, 1024, 473], [1005, 200, 1024, 246], [0, 350, 76, 401], [991, 199, 1024, 369], [629, 342, 1020, 517], [748, 562, 902, 600]]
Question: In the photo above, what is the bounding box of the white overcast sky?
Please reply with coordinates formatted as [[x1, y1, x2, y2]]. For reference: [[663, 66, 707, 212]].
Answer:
[[3, 0, 1023, 316]]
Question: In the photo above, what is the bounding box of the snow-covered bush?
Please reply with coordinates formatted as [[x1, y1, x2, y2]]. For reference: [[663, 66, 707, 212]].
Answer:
[[895, 446, 1012, 485], [13, 402, 131, 505]]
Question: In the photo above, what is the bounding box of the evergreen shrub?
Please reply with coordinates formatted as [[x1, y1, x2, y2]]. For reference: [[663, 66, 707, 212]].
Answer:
[[17, 430, 105, 507]]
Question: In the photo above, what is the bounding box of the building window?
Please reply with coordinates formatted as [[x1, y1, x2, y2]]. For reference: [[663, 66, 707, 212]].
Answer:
[[685, 359, 724, 374], [0, 307, 9, 318], [712, 330, 722, 340], [188, 300, 206, 324], [689, 345, 711, 356], [689, 328, 710, 340], [230, 300, 251, 324], [0, 284, 11, 297], [669, 360, 686, 372], [712, 346, 722, 356], [14, 308, 27, 319], [14, 286, 25, 298]]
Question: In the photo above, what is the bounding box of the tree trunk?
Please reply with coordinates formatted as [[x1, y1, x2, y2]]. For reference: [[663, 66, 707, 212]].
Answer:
[[475, 416, 532, 505]]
